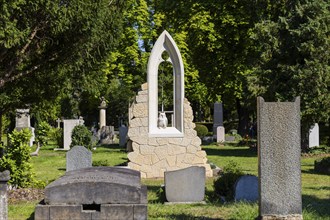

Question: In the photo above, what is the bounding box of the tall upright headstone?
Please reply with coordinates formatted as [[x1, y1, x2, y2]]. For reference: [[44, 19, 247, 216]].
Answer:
[[15, 109, 35, 146], [213, 102, 224, 138], [63, 118, 84, 150], [0, 170, 10, 220], [257, 97, 302, 220], [308, 123, 319, 148], [119, 125, 128, 147]]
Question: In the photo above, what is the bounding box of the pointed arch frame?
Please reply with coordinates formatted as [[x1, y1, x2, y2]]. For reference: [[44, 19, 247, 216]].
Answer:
[[148, 30, 184, 137]]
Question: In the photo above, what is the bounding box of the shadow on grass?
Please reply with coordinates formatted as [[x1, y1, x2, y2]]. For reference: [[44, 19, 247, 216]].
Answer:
[[28, 212, 34, 220], [302, 194, 330, 217], [301, 169, 330, 176], [147, 185, 167, 203], [204, 147, 257, 157], [163, 214, 223, 220]]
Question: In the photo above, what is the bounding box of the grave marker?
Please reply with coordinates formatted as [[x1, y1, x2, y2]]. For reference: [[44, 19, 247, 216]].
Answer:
[[35, 167, 147, 220], [309, 123, 319, 148], [216, 126, 225, 143], [257, 97, 302, 220], [66, 146, 92, 172], [234, 175, 258, 202], [63, 118, 84, 150], [164, 166, 205, 203], [15, 109, 35, 146], [213, 102, 224, 138]]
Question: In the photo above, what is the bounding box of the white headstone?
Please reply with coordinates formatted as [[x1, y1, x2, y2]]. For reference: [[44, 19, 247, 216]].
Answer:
[[63, 119, 84, 150], [309, 123, 319, 148], [216, 126, 225, 143]]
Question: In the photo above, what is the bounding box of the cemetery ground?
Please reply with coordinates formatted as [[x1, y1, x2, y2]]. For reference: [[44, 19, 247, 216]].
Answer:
[[7, 143, 329, 220]]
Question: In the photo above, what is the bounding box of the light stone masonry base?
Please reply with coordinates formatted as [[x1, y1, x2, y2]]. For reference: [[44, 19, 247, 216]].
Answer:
[[127, 83, 212, 178]]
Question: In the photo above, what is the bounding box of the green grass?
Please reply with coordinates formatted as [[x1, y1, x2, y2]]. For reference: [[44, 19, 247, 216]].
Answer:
[[8, 144, 330, 220]]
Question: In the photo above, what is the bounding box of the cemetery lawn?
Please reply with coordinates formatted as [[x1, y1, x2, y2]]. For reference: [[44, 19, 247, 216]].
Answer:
[[8, 144, 330, 220]]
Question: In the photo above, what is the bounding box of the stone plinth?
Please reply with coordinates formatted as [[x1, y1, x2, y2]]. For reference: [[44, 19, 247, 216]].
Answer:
[[35, 167, 147, 220], [0, 170, 10, 220], [257, 97, 302, 220], [127, 83, 212, 178]]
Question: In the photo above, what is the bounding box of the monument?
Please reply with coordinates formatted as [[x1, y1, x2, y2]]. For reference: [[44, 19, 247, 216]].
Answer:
[[164, 166, 205, 203], [213, 102, 224, 139], [66, 146, 92, 172], [257, 97, 302, 220], [98, 97, 107, 129], [15, 109, 35, 146], [127, 31, 212, 178], [308, 123, 319, 148], [35, 167, 147, 220], [63, 118, 84, 150]]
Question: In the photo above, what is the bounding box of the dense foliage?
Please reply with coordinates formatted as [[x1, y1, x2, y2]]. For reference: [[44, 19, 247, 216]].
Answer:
[[0, 129, 42, 188], [35, 121, 51, 146], [70, 125, 93, 150], [195, 124, 209, 138], [0, 0, 328, 144], [213, 160, 244, 201]]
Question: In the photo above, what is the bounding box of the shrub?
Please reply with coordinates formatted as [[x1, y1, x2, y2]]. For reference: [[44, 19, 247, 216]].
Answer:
[[35, 121, 51, 146], [49, 127, 63, 147], [213, 160, 244, 201], [0, 129, 44, 188], [92, 159, 111, 166], [70, 125, 93, 150], [314, 157, 330, 175], [194, 124, 209, 138]]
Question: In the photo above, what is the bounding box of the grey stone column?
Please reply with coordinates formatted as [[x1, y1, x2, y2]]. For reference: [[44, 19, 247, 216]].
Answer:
[[0, 170, 10, 220], [257, 97, 302, 220]]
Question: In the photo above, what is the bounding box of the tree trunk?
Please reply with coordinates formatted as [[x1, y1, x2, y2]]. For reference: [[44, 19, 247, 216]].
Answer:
[[236, 98, 250, 137]]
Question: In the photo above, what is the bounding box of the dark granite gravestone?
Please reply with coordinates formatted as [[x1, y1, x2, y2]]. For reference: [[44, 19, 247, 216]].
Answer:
[[234, 175, 258, 202], [35, 167, 147, 220], [213, 102, 224, 138], [66, 146, 92, 172], [164, 166, 205, 203], [257, 97, 302, 220]]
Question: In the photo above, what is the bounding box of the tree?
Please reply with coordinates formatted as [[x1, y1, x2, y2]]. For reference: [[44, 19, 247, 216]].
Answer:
[[0, 0, 127, 135], [250, 0, 330, 145]]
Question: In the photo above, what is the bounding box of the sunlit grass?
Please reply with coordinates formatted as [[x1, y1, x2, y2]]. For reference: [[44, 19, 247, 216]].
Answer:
[[7, 143, 330, 219]]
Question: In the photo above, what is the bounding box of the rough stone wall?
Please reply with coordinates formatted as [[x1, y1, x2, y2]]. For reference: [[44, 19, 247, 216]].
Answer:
[[127, 83, 212, 178]]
